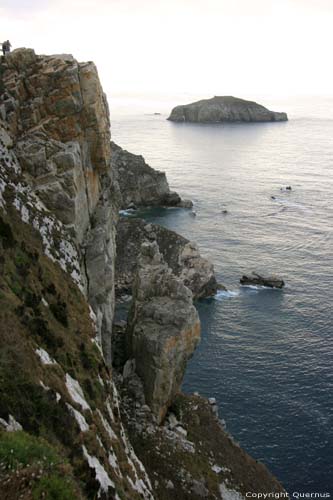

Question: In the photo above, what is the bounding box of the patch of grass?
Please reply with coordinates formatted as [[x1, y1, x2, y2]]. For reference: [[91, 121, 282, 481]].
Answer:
[[0, 430, 58, 470], [32, 473, 77, 500], [50, 300, 68, 327], [0, 431, 79, 499]]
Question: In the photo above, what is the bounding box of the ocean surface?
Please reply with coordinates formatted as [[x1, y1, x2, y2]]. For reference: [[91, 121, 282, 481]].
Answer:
[[111, 97, 333, 494]]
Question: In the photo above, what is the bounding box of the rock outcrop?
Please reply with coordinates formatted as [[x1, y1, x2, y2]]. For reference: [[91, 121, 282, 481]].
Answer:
[[116, 217, 218, 299], [111, 141, 191, 209], [1, 49, 111, 242], [0, 48, 118, 363], [168, 96, 288, 123], [119, 388, 286, 500], [240, 272, 285, 289], [126, 242, 201, 424]]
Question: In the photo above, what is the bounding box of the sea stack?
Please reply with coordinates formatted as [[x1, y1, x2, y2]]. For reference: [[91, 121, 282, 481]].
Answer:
[[168, 96, 288, 123]]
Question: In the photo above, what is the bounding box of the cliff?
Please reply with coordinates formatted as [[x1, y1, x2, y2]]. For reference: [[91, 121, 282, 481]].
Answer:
[[116, 217, 218, 299], [111, 141, 191, 209], [168, 96, 288, 123], [0, 49, 285, 498]]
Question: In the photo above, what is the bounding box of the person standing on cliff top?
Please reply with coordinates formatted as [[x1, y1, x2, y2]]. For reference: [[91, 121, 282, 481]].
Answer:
[[1, 40, 12, 56]]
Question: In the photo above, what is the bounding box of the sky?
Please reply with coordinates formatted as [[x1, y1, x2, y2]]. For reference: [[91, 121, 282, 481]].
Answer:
[[1, 0, 333, 112]]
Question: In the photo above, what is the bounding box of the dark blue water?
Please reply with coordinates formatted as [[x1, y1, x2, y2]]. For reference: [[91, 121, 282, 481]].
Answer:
[[112, 98, 333, 493]]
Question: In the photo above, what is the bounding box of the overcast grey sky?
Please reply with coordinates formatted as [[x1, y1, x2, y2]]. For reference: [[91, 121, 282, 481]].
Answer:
[[1, 0, 333, 107]]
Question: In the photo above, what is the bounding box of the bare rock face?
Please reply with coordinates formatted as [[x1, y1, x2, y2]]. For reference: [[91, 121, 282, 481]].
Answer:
[[168, 96, 288, 123], [0, 49, 118, 363], [116, 217, 218, 299], [0, 48, 111, 243], [127, 241, 201, 424], [84, 172, 121, 363], [111, 141, 189, 209]]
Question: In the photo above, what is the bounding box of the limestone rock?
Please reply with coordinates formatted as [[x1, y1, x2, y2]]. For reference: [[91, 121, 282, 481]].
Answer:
[[111, 141, 188, 208], [116, 217, 218, 299], [127, 241, 201, 423], [1, 48, 111, 243], [168, 96, 288, 123], [0, 48, 118, 362]]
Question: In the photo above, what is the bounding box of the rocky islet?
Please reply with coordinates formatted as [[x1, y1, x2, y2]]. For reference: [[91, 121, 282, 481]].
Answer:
[[168, 95, 288, 123]]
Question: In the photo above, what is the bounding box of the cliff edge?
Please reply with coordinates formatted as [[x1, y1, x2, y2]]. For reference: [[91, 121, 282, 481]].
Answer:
[[0, 49, 285, 499]]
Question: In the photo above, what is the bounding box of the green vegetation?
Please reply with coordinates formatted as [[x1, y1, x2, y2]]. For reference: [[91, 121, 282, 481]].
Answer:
[[0, 431, 78, 499], [32, 474, 77, 500], [0, 430, 59, 470]]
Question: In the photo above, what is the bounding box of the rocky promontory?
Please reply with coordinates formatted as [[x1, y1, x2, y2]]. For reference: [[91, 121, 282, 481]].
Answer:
[[0, 48, 285, 498], [116, 217, 218, 299], [126, 241, 201, 424], [168, 96, 288, 123], [111, 141, 191, 209]]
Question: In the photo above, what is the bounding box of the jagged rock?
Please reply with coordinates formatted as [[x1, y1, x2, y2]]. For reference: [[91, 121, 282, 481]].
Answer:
[[119, 389, 286, 500], [116, 217, 218, 299], [111, 141, 189, 208], [168, 96, 288, 123], [240, 272, 285, 289], [84, 172, 120, 363], [1, 48, 112, 243], [0, 48, 119, 361], [127, 241, 200, 424]]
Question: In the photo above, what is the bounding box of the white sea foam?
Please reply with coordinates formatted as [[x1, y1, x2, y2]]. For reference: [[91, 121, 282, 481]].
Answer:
[[214, 290, 240, 300]]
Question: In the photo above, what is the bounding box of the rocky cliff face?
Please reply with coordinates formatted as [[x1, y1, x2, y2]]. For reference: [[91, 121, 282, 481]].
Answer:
[[111, 141, 190, 209], [126, 242, 201, 424], [0, 123, 154, 499], [0, 49, 285, 498], [116, 217, 218, 299], [168, 96, 288, 123], [0, 48, 118, 363]]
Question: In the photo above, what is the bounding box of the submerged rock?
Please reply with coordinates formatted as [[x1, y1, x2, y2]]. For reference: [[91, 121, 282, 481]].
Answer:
[[111, 141, 191, 208], [116, 217, 218, 299], [127, 241, 201, 423], [240, 272, 285, 289], [168, 96, 288, 123]]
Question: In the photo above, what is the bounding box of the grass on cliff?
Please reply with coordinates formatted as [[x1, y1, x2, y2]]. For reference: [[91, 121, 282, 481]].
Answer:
[[0, 430, 78, 499], [0, 202, 151, 499], [0, 208, 106, 498]]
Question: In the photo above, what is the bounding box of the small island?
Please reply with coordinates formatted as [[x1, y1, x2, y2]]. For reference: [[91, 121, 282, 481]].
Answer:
[[167, 95, 288, 123]]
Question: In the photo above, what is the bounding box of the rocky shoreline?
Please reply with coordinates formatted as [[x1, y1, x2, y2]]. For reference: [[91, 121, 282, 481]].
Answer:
[[0, 48, 285, 498]]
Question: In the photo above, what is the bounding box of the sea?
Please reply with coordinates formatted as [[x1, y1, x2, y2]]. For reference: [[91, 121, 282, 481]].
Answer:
[[110, 96, 333, 494]]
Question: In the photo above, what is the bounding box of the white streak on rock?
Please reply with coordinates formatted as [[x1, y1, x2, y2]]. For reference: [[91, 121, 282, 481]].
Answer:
[[0, 415, 23, 432], [219, 483, 245, 500], [82, 445, 115, 495], [65, 374, 91, 411], [66, 403, 89, 432], [35, 347, 57, 365], [40, 380, 50, 391], [97, 409, 117, 441]]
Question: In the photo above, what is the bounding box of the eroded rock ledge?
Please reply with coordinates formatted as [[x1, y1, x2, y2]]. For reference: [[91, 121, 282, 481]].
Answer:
[[116, 217, 218, 300], [111, 141, 191, 209], [168, 96, 288, 123]]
